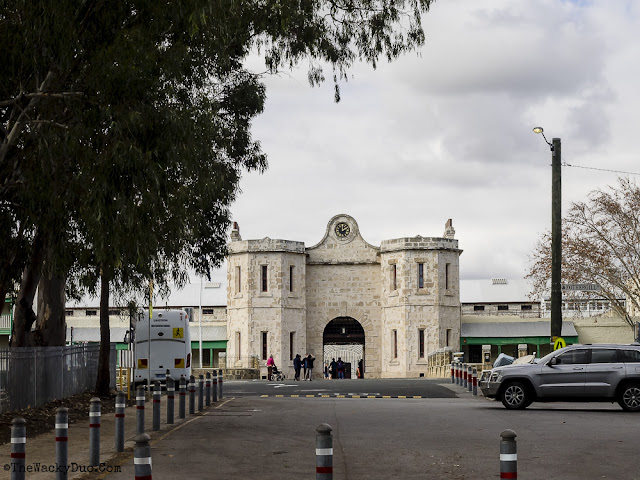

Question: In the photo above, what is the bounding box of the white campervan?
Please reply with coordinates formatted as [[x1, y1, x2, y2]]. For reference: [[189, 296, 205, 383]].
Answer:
[[134, 309, 191, 386]]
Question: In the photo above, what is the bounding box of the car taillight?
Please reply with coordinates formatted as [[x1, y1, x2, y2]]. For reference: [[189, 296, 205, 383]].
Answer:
[[186, 353, 191, 368]]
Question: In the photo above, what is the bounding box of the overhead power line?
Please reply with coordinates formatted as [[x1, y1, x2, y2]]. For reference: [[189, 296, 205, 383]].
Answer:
[[561, 162, 640, 177]]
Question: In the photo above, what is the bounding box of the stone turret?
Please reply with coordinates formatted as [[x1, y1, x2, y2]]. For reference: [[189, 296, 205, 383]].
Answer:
[[230, 222, 242, 241], [443, 219, 455, 239]]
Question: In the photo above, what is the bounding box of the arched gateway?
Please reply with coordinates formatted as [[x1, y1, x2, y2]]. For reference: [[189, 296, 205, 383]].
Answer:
[[323, 317, 365, 379]]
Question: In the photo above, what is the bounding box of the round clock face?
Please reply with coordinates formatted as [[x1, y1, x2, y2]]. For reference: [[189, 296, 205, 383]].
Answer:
[[334, 222, 351, 239]]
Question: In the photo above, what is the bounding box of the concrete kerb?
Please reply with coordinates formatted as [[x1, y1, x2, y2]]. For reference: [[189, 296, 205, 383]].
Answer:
[[0, 392, 228, 480]]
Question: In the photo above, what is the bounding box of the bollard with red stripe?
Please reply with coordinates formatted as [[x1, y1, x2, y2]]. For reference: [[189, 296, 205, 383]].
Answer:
[[153, 381, 161, 431], [218, 370, 224, 400], [166, 376, 175, 424], [455, 363, 459, 385], [189, 375, 196, 415], [56, 407, 69, 480], [212, 369, 218, 403], [134, 433, 152, 480], [468, 366, 473, 392], [137, 385, 146, 434], [115, 391, 126, 452], [205, 372, 211, 407], [500, 429, 517, 479], [179, 376, 186, 419], [316, 423, 333, 479], [472, 368, 478, 396], [11, 417, 26, 480], [463, 363, 468, 389], [89, 397, 101, 466], [198, 374, 204, 412], [450, 363, 454, 384]]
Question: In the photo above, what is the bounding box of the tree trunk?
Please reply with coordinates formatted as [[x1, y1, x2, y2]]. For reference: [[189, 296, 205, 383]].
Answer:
[[95, 267, 111, 395], [33, 268, 66, 346], [10, 230, 45, 347]]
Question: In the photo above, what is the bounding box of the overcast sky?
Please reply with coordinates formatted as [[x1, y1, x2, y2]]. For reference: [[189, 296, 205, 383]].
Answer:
[[229, 0, 640, 281]]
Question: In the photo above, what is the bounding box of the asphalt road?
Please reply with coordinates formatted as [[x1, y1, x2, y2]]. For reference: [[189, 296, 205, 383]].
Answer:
[[223, 377, 458, 398], [101, 379, 640, 480]]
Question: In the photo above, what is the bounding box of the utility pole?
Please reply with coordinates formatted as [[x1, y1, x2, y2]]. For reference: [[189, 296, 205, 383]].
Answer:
[[550, 137, 562, 340]]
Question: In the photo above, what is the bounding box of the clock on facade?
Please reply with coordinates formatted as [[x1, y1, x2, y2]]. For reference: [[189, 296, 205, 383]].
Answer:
[[334, 222, 351, 239]]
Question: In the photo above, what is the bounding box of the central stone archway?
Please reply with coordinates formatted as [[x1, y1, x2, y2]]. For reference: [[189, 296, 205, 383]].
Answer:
[[323, 317, 365, 379]]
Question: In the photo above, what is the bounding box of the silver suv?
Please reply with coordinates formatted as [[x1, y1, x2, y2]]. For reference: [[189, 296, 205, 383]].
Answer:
[[479, 344, 640, 411]]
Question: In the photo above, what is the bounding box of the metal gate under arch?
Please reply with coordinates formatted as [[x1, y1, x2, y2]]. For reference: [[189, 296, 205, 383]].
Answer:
[[322, 317, 365, 379]]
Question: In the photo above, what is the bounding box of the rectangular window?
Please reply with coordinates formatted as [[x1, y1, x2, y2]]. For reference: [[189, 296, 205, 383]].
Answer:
[[289, 332, 295, 361], [392, 264, 397, 290], [236, 332, 241, 360], [65, 310, 73, 316], [86, 310, 97, 316], [262, 331, 268, 360], [108, 309, 120, 316], [289, 265, 294, 292], [418, 263, 424, 289], [498, 305, 509, 311], [419, 329, 425, 358], [446, 328, 451, 347], [261, 265, 268, 292], [235, 266, 241, 293], [521, 305, 532, 311], [393, 330, 398, 358], [474, 305, 485, 311], [202, 308, 214, 315], [445, 263, 450, 290]]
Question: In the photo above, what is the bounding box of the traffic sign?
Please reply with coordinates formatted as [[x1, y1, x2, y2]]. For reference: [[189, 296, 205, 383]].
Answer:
[[554, 337, 566, 350]]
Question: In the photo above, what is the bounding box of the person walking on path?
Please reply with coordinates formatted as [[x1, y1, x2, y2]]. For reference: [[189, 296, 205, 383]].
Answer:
[[330, 358, 337, 379], [305, 354, 315, 381], [337, 357, 345, 379], [266, 355, 275, 380], [293, 354, 302, 381]]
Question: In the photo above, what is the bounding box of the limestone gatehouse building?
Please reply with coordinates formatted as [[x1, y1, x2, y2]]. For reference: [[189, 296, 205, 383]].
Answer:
[[226, 214, 462, 379]]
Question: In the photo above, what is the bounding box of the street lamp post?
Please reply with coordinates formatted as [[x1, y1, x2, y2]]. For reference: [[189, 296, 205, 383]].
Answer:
[[533, 127, 562, 341]]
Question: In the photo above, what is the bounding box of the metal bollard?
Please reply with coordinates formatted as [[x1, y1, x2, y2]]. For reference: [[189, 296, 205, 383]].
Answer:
[[316, 423, 333, 479], [218, 370, 224, 399], [451, 363, 454, 383], [115, 391, 126, 452], [134, 433, 153, 480], [153, 381, 161, 431], [179, 376, 186, 419], [463, 364, 468, 389], [198, 374, 204, 411], [468, 366, 473, 392], [136, 385, 146, 434], [205, 372, 211, 407], [189, 375, 196, 414], [212, 369, 218, 403], [56, 407, 69, 480], [500, 429, 517, 479], [166, 376, 175, 424], [11, 417, 26, 480], [89, 397, 101, 466], [455, 363, 459, 385], [472, 368, 478, 396]]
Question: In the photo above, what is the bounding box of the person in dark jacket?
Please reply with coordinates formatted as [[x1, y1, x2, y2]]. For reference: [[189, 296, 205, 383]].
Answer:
[[329, 358, 337, 379], [305, 354, 315, 381], [293, 354, 302, 381]]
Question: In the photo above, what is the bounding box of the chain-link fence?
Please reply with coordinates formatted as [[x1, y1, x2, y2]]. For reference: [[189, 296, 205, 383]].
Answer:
[[0, 343, 116, 413]]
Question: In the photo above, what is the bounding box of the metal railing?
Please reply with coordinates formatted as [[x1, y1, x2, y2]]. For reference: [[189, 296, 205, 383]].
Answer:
[[0, 343, 116, 413], [0, 314, 11, 330]]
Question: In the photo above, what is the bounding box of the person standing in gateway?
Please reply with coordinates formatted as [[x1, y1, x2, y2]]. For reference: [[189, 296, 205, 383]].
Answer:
[[305, 353, 315, 381], [293, 354, 302, 381]]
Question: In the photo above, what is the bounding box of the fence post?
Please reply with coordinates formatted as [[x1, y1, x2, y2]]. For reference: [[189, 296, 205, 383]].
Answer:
[[468, 366, 473, 392], [166, 376, 175, 424], [136, 385, 145, 434], [179, 376, 186, 419], [189, 375, 196, 415], [153, 381, 161, 431], [500, 429, 517, 479], [316, 423, 333, 479], [89, 397, 101, 467], [205, 372, 211, 407], [450, 363, 454, 384], [472, 368, 478, 396], [55, 407, 68, 480], [463, 363, 467, 389], [218, 369, 224, 399], [11, 417, 26, 480], [212, 369, 218, 403], [115, 391, 126, 452], [198, 374, 204, 412], [134, 433, 152, 480]]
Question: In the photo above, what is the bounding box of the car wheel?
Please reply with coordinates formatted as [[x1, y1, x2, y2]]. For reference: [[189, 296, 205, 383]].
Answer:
[[618, 383, 640, 412], [500, 381, 531, 410]]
